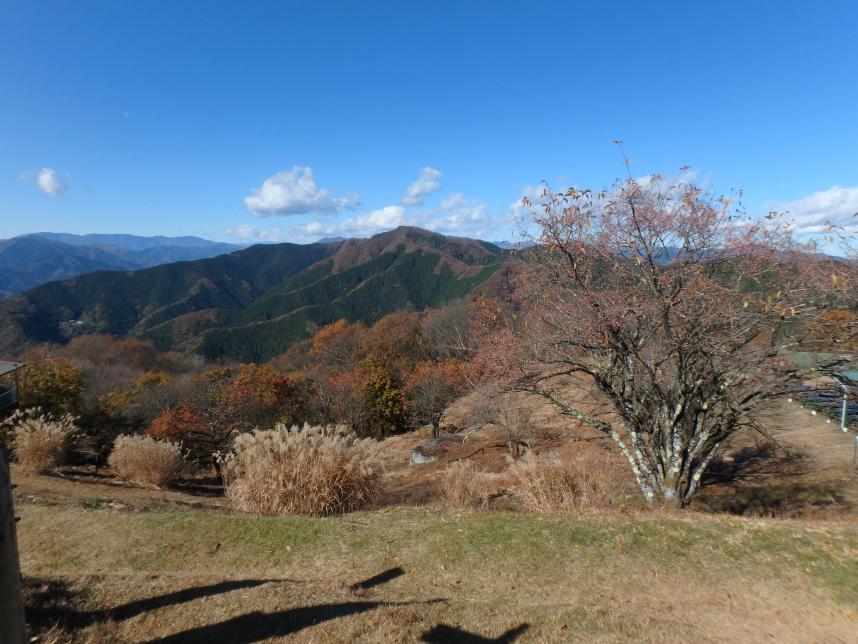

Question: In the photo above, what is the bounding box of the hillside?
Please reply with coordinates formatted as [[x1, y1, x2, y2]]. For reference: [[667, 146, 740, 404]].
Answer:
[[0, 234, 242, 299], [0, 227, 508, 362], [13, 390, 858, 643]]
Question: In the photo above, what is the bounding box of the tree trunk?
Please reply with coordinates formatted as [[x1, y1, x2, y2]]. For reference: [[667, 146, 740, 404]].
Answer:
[[658, 478, 687, 508], [0, 443, 27, 643]]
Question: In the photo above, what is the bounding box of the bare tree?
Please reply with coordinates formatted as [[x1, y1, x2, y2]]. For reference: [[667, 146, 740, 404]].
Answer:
[[404, 360, 467, 438], [486, 173, 849, 506], [469, 384, 534, 457], [423, 299, 477, 360]]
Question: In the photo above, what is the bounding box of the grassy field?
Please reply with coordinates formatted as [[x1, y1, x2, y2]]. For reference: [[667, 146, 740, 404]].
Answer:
[[16, 483, 858, 643], [12, 399, 858, 642]]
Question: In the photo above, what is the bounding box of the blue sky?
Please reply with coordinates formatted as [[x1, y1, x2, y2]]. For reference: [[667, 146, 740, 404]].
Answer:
[[2, 1, 857, 244]]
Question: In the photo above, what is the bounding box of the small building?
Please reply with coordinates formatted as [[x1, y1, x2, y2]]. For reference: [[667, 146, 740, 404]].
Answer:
[[0, 362, 24, 416]]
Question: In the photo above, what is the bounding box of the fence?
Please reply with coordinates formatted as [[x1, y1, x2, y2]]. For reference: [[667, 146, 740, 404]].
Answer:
[[0, 443, 27, 642], [0, 384, 18, 414], [792, 383, 858, 429]]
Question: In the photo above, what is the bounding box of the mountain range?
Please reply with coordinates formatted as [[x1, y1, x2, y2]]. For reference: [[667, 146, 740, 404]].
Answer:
[[0, 227, 510, 362], [0, 233, 243, 299]]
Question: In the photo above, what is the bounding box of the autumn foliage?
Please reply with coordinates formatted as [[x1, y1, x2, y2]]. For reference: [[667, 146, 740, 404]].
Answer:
[[10, 302, 477, 469], [146, 364, 307, 464], [18, 352, 85, 416]]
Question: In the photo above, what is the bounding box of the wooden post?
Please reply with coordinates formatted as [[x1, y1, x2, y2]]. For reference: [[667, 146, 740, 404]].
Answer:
[[12, 368, 20, 408], [0, 443, 27, 644]]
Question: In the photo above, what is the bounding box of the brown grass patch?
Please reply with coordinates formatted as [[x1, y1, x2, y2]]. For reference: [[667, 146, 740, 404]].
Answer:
[[441, 460, 493, 508], [108, 435, 184, 487], [510, 450, 632, 513], [221, 423, 383, 516], [2, 408, 77, 474]]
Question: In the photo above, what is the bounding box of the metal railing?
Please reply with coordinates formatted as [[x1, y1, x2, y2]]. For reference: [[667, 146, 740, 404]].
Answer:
[[792, 383, 857, 431], [0, 386, 17, 413]]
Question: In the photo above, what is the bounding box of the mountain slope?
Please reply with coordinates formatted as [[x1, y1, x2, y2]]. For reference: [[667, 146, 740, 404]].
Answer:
[[34, 232, 240, 251], [0, 234, 243, 299], [0, 227, 507, 362], [0, 236, 138, 298]]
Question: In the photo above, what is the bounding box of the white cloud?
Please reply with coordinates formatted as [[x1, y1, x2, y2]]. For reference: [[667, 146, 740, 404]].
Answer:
[[294, 205, 407, 239], [507, 185, 545, 221], [234, 169, 519, 244], [773, 186, 858, 234], [402, 166, 442, 206], [295, 194, 512, 242], [244, 166, 360, 216], [20, 167, 68, 197], [424, 193, 495, 235], [225, 225, 290, 243]]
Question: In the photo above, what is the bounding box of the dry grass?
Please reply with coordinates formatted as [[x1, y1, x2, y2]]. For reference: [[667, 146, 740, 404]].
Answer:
[[221, 423, 383, 517], [510, 450, 631, 513], [14, 493, 858, 643], [442, 459, 493, 508], [108, 435, 184, 487], [2, 408, 77, 474]]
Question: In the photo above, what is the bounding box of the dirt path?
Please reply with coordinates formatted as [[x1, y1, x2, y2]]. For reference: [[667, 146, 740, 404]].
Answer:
[[12, 467, 227, 513], [761, 398, 857, 472]]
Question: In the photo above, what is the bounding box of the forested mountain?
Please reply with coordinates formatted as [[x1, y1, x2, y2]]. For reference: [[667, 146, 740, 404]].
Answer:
[[35, 232, 239, 251], [0, 233, 242, 298], [0, 227, 508, 362]]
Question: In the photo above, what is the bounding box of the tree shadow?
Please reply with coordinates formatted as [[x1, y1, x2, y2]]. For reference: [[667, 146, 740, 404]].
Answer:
[[696, 479, 851, 517], [24, 577, 281, 632], [421, 623, 530, 643], [704, 442, 808, 485], [100, 579, 276, 622], [697, 441, 852, 516], [26, 567, 444, 642], [145, 599, 443, 643], [349, 566, 405, 591]]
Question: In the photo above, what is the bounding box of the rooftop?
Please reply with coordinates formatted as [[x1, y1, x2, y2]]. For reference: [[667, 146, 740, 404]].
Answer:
[[834, 370, 858, 385], [0, 361, 24, 378]]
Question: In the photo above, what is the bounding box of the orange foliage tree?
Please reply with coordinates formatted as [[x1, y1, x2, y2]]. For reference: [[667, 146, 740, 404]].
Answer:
[[18, 350, 85, 416], [147, 363, 306, 466]]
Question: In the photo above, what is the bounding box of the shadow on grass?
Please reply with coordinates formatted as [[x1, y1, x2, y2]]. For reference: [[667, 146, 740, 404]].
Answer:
[[24, 578, 281, 634], [167, 474, 224, 498], [697, 441, 852, 517], [103, 579, 275, 621], [349, 566, 405, 591], [704, 442, 809, 485], [146, 599, 444, 643], [27, 567, 528, 642], [695, 480, 851, 517], [53, 465, 226, 498], [421, 623, 530, 643], [25, 567, 444, 642]]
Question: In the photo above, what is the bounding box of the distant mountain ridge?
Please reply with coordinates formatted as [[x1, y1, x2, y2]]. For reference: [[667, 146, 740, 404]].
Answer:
[[0, 227, 509, 362], [33, 232, 238, 251], [0, 233, 243, 299]]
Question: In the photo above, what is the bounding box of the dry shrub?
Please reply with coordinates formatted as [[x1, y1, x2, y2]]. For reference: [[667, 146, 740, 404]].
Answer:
[[221, 423, 383, 517], [2, 408, 77, 473], [510, 451, 624, 513], [108, 434, 183, 486], [442, 459, 492, 508]]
